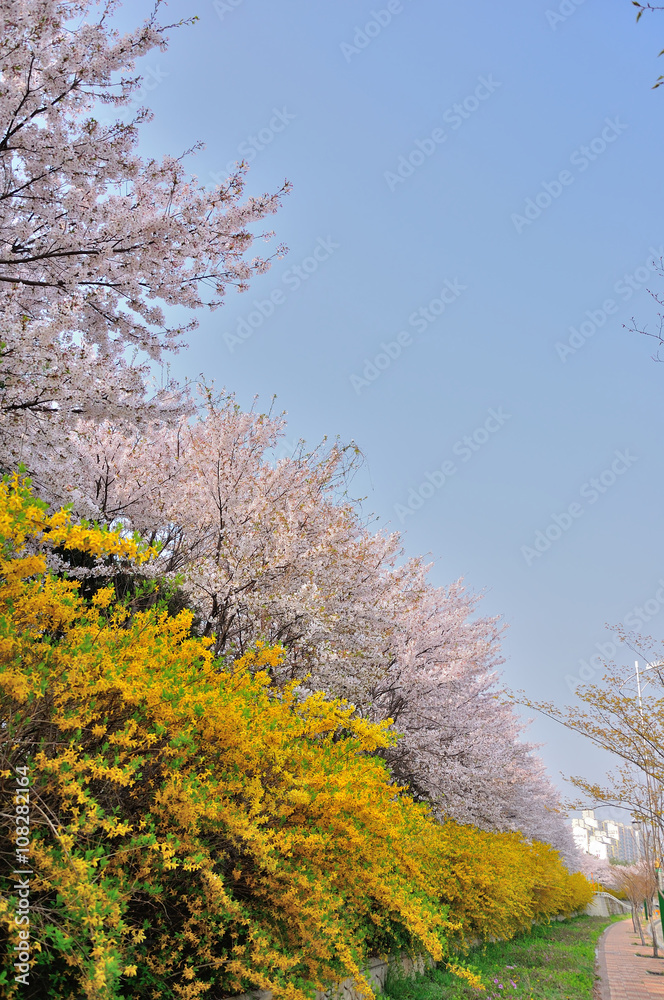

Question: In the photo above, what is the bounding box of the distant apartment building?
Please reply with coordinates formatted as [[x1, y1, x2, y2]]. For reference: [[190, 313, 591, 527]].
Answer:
[[571, 809, 642, 863]]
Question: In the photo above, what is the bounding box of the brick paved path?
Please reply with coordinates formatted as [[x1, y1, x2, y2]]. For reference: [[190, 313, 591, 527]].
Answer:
[[597, 918, 664, 999]]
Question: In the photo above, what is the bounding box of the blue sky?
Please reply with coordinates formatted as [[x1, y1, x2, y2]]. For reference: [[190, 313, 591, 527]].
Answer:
[[117, 0, 664, 802]]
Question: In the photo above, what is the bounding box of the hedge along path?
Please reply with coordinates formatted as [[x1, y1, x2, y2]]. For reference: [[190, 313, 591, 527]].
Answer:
[[0, 476, 593, 1000]]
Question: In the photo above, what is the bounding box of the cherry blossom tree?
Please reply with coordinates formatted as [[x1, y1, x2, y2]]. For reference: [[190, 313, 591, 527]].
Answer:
[[34, 392, 575, 847], [0, 2, 576, 857], [0, 0, 288, 474], [607, 861, 652, 943]]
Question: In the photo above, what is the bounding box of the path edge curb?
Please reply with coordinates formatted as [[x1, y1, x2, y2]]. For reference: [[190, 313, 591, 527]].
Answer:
[[595, 918, 624, 1000]]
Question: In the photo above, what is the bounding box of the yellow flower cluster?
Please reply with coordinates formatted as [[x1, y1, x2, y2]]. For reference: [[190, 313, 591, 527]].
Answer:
[[0, 479, 593, 1000], [0, 472, 154, 573]]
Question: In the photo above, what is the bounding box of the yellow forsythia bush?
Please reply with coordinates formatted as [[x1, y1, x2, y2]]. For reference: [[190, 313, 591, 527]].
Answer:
[[0, 478, 592, 1000], [422, 823, 594, 946]]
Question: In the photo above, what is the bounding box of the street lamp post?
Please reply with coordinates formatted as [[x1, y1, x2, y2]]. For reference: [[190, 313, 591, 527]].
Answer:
[[632, 821, 647, 942]]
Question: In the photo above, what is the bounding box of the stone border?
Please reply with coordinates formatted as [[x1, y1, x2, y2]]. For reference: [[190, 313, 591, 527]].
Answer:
[[594, 921, 614, 1000], [229, 954, 430, 1000], [227, 911, 591, 1000]]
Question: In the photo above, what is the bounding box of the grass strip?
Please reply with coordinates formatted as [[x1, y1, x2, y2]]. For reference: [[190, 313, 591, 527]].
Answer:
[[380, 914, 626, 1000]]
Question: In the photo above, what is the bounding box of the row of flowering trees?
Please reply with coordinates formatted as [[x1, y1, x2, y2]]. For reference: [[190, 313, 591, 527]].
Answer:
[[0, 477, 593, 998], [34, 393, 576, 843], [0, 0, 578, 856], [0, 2, 590, 997]]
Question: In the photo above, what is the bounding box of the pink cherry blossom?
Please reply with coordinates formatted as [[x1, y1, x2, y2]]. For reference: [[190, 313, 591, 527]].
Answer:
[[0, 0, 289, 468], [34, 390, 579, 854], [0, 1, 579, 862]]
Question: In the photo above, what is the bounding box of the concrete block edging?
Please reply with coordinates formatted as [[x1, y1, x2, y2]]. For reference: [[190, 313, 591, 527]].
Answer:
[[228, 908, 597, 1000], [229, 953, 430, 1000]]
